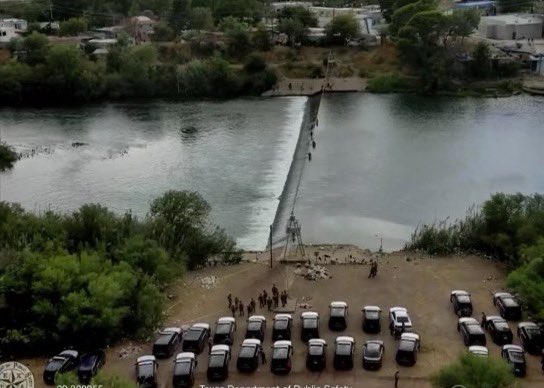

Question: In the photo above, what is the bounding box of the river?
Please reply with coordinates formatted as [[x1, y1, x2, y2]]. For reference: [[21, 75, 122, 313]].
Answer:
[[1, 94, 544, 251]]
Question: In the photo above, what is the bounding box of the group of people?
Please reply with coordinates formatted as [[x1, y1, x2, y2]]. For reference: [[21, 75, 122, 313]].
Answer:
[[368, 260, 379, 278], [227, 284, 290, 317]]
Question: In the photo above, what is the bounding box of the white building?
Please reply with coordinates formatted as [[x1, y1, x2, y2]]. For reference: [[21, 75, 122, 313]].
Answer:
[[479, 14, 543, 40], [130, 15, 155, 42], [0, 18, 28, 32]]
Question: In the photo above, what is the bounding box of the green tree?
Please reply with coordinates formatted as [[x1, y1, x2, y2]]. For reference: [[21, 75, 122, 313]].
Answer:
[[277, 6, 318, 28], [225, 22, 252, 58], [471, 42, 492, 79], [213, 0, 263, 24], [389, 0, 435, 38], [378, 0, 396, 22], [152, 21, 176, 41], [278, 18, 306, 46], [497, 0, 534, 13], [56, 371, 136, 388], [59, 17, 88, 36], [21, 32, 50, 65], [190, 7, 214, 30], [253, 24, 272, 51], [507, 255, 544, 320], [432, 353, 516, 388], [169, 0, 192, 31], [325, 14, 361, 44], [0, 143, 18, 171], [244, 53, 266, 73]]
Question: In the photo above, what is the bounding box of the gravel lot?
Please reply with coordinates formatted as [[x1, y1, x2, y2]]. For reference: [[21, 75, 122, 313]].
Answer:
[[23, 250, 544, 387]]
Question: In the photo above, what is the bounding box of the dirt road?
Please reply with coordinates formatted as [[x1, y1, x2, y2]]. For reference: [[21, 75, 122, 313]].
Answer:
[[24, 250, 544, 387]]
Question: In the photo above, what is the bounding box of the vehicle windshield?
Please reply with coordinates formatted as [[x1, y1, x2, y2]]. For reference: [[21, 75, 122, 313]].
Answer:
[[494, 321, 510, 330], [526, 327, 542, 339], [274, 319, 289, 330], [45, 359, 64, 371], [502, 298, 518, 307], [155, 333, 173, 345], [303, 318, 318, 328], [79, 355, 97, 370], [365, 311, 379, 319], [184, 328, 202, 341], [335, 343, 352, 355], [457, 295, 471, 303], [239, 345, 256, 358], [396, 315, 409, 323], [509, 351, 525, 363], [215, 323, 231, 334], [247, 321, 261, 331], [365, 344, 381, 357], [174, 361, 192, 375], [208, 354, 225, 367], [273, 347, 289, 359], [137, 363, 154, 378], [308, 345, 323, 355], [330, 307, 345, 317]]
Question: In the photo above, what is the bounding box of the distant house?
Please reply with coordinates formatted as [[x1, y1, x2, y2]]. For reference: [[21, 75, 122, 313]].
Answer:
[[129, 16, 155, 43], [0, 27, 19, 46], [479, 14, 544, 40], [0, 18, 28, 32]]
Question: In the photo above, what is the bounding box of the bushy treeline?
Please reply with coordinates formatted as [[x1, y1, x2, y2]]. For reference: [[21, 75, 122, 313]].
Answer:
[[0, 143, 18, 172], [57, 371, 136, 388], [0, 190, 241, 356], [407, 192, 544, 320], [0, 31, 276, 105]]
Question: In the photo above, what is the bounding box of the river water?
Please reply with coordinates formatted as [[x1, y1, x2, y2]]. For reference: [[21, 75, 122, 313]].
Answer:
[[1, 94, 544, 251]]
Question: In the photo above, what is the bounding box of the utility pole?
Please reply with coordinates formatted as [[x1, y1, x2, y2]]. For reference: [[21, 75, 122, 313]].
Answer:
[[269, 225, 273, 268]]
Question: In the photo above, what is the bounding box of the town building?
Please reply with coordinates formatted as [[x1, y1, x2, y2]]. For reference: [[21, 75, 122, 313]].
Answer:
[[478, 14, 544, 40]]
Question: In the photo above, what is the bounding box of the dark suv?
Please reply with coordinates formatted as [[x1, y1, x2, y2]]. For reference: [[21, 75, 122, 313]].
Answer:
[[43, 350, 79, 385], [77, 350, 105, 383], [182, 323, 210, 354], [450, 290, 473, 317], [493, 292, 522, 321], [458, 317, 486, 347], [153, 327, 182, 358], [517, 321, 543, 355]]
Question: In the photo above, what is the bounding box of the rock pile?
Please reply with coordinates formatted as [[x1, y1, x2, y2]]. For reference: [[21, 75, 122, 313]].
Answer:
[[294, 264, 330, 281], [200, 275, 218, 289]]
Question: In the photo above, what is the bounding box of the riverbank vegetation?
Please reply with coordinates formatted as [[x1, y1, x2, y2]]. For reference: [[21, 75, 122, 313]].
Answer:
[[432, 353, 516, 388], [407, 193, 544, 320], [0, 142, 18, 171], [0, 191, 241, 356]]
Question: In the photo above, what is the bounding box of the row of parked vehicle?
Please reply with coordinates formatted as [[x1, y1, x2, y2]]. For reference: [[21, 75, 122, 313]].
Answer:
[[451, 289, 543, 377], [136, 332, 423, 388], [43, 350, 105, 385]]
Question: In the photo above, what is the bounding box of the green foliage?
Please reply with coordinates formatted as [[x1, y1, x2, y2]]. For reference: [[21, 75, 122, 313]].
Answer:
[[0, 142, 18, 172], [497, 0, 534, 13], [431, 353, 517, 388], [225, 22, 252, 59], [190, 7, 214, 30], [57, 371, 136, 387], [471, 42, 492, 79], [378, 0, 397, 22], [0, 190, 238, 355], [325, 14, 361, 45], [20, 31, 49, 66], [507, 255, 544, 320], [253, 24, 272, 51], [152, 21, 176, 41], [213, 0, 263, 24], [59, 17, 88, 36], [367, 73, 418, 93], [277, 6, 318, 28], [170, 0, 192, 31], [278, 18, 306, 46], [244, 53, 266, 73]]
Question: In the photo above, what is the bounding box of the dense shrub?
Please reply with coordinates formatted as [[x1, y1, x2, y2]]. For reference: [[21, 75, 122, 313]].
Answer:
[[0, 142, 18, 171], [0, 190, 239, 355], [431, 353, 516, 388]]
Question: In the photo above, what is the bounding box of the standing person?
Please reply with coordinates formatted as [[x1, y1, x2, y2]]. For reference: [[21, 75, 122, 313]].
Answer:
[[227, 293, 232, 309], [368, 261, 375, 279], [394, 371, 400, 388], [272, 284, 278, 297], [540, 349, 544, 373], [263, 290, 268, 304], [273, 293, 279, 309], [260, 347, 267, 365], [251, 298, 256, 312], [208, 337, 213, 355], [481, 312, 487, 328], [230, 303, 236, 318], [247, 303, 252, 316], [258, 293, 263, 309], [234, 296, 239, 309], [312, 140, 316, 149], [239, 301, 245, 317], [267, 297, 273, 311], [373, 261, 378, 277], [401, 322, 406, 335]]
